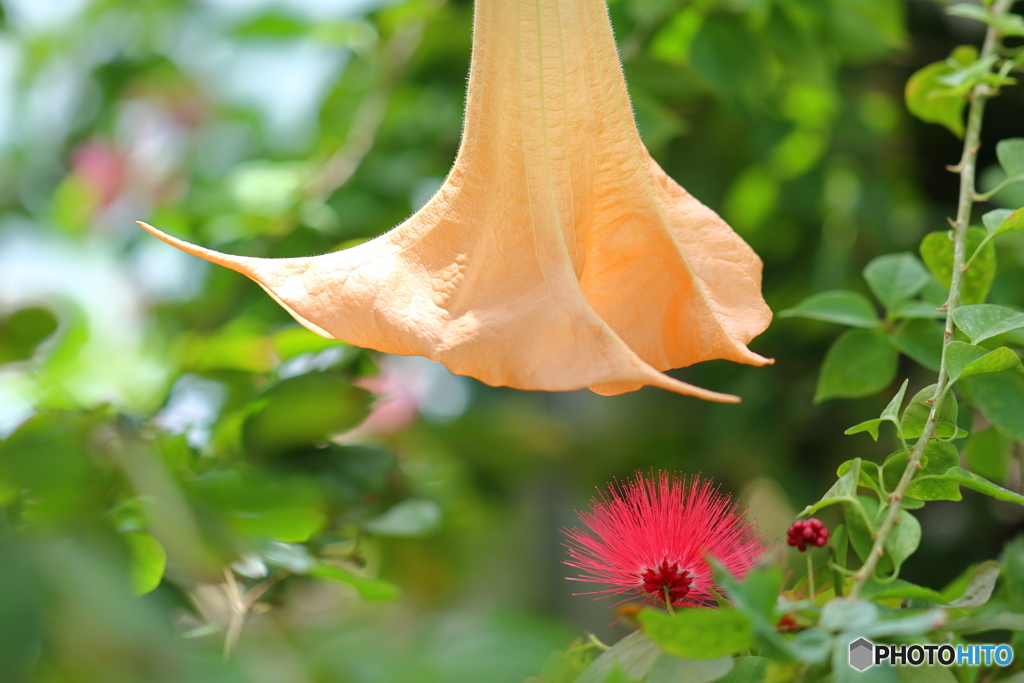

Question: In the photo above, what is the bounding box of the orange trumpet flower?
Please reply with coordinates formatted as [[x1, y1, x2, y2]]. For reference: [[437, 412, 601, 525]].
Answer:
[[140, 0, 772, 402]]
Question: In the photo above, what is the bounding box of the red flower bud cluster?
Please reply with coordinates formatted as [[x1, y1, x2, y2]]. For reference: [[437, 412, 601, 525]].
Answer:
[[787, 518, 829, 552]]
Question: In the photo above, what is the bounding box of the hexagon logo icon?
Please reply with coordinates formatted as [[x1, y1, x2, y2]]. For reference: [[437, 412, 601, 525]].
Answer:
[[849, 637, 874, 672]]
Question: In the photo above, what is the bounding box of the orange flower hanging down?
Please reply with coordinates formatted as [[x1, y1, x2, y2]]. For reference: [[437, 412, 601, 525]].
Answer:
[[140, 0, 772, 402]]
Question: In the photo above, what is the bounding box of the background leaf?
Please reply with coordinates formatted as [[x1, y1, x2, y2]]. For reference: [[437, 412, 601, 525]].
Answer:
[[997, 137, 1024, 178], [862, 253, 931, 309], [888, 319, 943, 371], [815, 329, 899, 402], [964, 371, 1024, 441], [966, 427, 1010, 483]]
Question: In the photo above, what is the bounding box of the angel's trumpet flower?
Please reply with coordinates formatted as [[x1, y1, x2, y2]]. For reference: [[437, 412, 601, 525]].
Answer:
[[140, 0, 772, 402]]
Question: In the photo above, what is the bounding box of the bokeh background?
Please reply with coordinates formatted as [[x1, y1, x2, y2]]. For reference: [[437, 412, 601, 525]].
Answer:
[[0, 0, 1022, 681]]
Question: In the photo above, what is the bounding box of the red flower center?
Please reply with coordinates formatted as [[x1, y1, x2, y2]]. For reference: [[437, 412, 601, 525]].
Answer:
[[640, 560, 693, 603]]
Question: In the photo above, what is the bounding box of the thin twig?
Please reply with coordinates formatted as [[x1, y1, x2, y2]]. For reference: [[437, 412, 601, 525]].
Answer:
[[306, 0, 444, 203], [849, 0, 1013, 599]]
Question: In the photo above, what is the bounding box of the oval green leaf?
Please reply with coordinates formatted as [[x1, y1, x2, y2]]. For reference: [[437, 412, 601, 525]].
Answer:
[[964, 371, 1024, 441], [862, 253, 931, 309], [815, 329, 899, 403], [125, 532, 167, 596], [952, 304, 1024, 344], [966, 427, 1010, 483], [640, 608, 753, 660], [779, 290, 880, 328], [888, 318, 944, 371]]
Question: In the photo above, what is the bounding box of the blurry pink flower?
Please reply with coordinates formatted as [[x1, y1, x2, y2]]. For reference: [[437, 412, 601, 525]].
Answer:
[[563, 471, 766, 608], [354, 364, 420, 435], [71, 141, 126, 208]]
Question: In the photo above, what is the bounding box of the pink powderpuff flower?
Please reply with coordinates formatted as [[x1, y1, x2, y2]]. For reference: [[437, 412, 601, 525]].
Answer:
[[563, 471, 767, 608]]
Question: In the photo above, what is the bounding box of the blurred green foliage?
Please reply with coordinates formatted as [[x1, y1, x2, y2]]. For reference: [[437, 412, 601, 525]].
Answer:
[[0, 0, 1023, 682]]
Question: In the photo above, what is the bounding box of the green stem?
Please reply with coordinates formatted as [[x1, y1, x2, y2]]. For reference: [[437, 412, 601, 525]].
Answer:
[[663, 586, 676, 614], [848, 0, 1012, 599], [806, 551, 816, 601]]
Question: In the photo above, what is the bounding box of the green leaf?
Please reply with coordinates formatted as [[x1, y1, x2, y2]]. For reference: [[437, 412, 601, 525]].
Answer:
[[0, 307, 59, 365], [845, 496, 879, 564], [859, 579, 947, 604], [125, 533, 167, 596], [861, 609, 943, 638], [640, 609, 753, 660], [964, 371, 1024, 440], [575, 631, 662, 683], [946, 4, 993, 25], [230, 508, 325, 543], [862, 253, 931, 309], [364, 499, 442, 537], [900, 384, 959, 440], [888, 299, 945, 319], [819, 599, 879, 633], [715, 656, 768, 683], [905, 59, 968, 137], [815, 329, 899, 402], [232, 13, 308, 39], [982, 208, 1014, 235], [530, 647, 597, 683], [953, 304, 1024, 344], [1002, 536, 1024, 613], [0, 411, 110, 524], [881, 441, 961, 501], [888, 318, 943, 371], [271, 325, 349, 361], [983, 208, 1015, 237], [845, 496, 920, 578], [242, 372, 371, 458], [937, 54, 1000, 90], [646, 655, 733, 683], [844, 379, 908, 441], [189, 472, 326, 543], [997, 13, 1024, 37], [837, 459, 883, 495], [258, 541, 314, 574], [998, 138, 1024, 178], [992, 208, 1024, 237], [778, 290, 880, 328], [308, 562, 401, 601], [920, 228, 995, 305], [919, 466, 1024, 505], [228, 159, 310, 217], [945, 613, 1024, 633], [884, 509, 921, 575], [945, 342, 1021, 382], [947, 560, 1000, 608], [966, 427, 1010, 483], [802, 459, 861, 517], [0, 535, 43, 682], [597, 664, 642, 683], [789, 629, 834, 666]]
